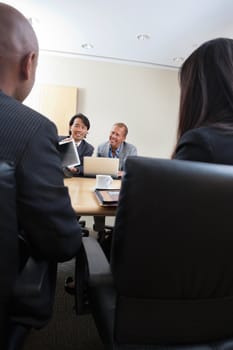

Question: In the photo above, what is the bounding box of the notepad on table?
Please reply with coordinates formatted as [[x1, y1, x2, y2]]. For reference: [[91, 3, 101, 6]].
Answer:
[[94, 189, 120, 206]]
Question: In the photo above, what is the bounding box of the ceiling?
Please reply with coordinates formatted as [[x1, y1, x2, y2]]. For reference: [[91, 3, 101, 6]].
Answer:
[[3, 0, 233, 69]]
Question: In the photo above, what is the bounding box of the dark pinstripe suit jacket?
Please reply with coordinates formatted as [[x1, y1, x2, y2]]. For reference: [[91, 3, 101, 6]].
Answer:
[[0, 91, 81, 261]]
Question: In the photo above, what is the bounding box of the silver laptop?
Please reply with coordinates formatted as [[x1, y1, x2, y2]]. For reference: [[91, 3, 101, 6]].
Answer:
[[83, 156, 119, 178]]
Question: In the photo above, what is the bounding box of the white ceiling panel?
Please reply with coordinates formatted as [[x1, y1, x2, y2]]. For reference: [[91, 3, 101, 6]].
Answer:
[[3, 0, 233, 68]]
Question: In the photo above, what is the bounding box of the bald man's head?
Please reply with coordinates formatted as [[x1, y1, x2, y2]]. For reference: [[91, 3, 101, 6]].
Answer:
[[0, 3, 38, 60], [0, 3, 39, 100]]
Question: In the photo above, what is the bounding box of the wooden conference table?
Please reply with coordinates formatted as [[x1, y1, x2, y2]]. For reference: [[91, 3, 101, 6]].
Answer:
[[64, 177, 121, 216]]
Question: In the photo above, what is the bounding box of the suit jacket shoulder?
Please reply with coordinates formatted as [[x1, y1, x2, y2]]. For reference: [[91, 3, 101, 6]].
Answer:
[[0, 92, 54, 166], [175, 126, 233, 165], [121, 141, 137, 156], [97, 141, 109, 157], [78, 139, 94, 158]]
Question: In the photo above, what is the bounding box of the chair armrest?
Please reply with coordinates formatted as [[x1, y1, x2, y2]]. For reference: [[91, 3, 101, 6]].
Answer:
[[75, 236, 113, 314], [82, 236, 112, 287]]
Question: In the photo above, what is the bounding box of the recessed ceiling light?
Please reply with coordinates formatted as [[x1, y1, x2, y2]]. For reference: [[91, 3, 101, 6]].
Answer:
[[136, 33, 150, 41], [81, 43, 94, 49], [173, 57, 184, 63]]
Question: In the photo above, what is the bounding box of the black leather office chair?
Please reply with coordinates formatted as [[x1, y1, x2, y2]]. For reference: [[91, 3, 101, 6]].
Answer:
[[76, 156, 233, 349]]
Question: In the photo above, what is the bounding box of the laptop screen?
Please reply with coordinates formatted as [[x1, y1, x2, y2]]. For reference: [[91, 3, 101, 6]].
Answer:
[[83, 157, 119, 178]]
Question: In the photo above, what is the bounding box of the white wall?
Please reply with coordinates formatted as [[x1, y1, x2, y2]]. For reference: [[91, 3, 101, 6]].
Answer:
[[29, 53, 180, 159]]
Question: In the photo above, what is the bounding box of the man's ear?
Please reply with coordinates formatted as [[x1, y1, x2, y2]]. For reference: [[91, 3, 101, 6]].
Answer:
[[20, 52, 36, 80]]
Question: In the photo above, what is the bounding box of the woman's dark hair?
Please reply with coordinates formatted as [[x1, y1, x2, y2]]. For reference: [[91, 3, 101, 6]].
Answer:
[[177, 37, 233, 141], [68, 113, 90, 135]]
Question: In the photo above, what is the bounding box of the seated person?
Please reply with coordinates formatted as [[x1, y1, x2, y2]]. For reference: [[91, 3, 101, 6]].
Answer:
[[59, 113, 94, 176], [97, 122, 137, 178], [65, 122, 137, 293], [94, 122, 137, 232], [0, 3, 82, 337], [62, 115, 94, 294]]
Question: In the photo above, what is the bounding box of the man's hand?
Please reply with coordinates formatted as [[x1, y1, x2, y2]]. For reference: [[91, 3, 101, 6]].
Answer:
[[68, 166, 79, 174]]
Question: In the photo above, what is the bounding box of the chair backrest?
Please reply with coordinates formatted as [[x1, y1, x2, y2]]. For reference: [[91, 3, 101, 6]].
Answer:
[[0, 161, 18, 347], [111, 156, 233, 345]]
